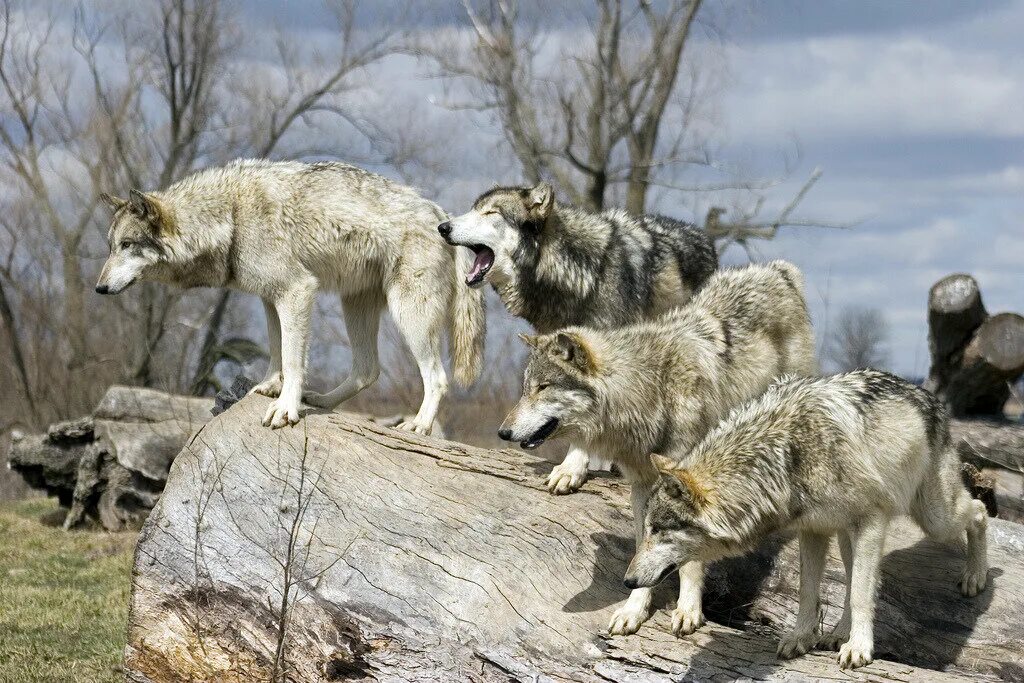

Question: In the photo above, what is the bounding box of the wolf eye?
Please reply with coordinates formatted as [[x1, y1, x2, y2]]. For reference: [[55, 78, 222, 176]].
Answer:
[[119, 240, 133, 250], [536, 383, 549, 392]]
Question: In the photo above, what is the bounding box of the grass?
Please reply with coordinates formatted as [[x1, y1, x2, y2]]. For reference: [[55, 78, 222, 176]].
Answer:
[[0, 498, 136, 683]]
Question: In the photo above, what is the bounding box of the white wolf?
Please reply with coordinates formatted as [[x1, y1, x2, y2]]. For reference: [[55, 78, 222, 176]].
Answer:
[[97, 159, 484, 432]]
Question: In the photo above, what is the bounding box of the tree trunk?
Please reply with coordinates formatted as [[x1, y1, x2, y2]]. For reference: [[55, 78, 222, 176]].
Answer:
[[926, 273, 1024, 417], [125, 396, 1024, 682]]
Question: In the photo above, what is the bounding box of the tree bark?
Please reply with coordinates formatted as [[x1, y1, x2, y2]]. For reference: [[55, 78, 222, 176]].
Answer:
[[125, 396, 1023, 682], [926, 273, 988, 394]]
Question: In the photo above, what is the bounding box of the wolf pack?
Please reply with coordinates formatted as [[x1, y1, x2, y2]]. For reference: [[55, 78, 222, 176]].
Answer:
[[96, 159, 989, 671]]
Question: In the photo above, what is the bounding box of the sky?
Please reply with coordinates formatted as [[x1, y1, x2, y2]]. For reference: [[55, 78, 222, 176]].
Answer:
[[238, 0, 1020, 378]]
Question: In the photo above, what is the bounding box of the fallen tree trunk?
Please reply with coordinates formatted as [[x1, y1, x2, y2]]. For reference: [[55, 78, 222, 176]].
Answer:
[[126, 396, 1024, 682], [925, 273, 1024, 417]]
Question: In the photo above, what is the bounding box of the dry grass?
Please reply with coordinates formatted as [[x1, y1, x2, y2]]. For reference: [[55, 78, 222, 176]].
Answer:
[[0, 498, 136, 683]]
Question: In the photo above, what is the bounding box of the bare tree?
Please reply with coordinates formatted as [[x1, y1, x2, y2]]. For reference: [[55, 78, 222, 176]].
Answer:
[[826, 306, 890, 372]]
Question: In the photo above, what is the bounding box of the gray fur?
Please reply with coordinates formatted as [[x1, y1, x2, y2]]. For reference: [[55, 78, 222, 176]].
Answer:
[[627, 370, 989, 670]]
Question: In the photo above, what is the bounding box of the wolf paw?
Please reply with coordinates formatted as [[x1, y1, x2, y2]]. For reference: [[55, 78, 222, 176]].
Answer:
[[251, 372, 283, 398], [396, 420, 432, 436], [263, 397, 300, 429], [838, 639, 872, 669], [777, 631, 816, 660], [960, 567, 988, 597], [546, 462, 587, 495], [608, 603, 650, 636], [671, 606, 705, 637], [817, 627, 850, 651]]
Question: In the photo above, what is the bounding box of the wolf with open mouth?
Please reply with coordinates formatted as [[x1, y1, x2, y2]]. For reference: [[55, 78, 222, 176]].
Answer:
[[439, 182, 717, 494]]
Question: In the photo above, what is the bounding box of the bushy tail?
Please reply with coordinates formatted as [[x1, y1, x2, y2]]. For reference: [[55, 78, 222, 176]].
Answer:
[[450, 247, 486, 386]]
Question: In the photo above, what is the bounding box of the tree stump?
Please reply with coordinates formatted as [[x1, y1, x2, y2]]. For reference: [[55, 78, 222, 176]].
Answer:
[[125, 396, 1024, 682], [926, 274, 1024, 417]]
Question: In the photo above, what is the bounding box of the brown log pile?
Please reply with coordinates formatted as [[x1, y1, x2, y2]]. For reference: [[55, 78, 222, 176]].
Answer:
[[125, 396, 1024, 682]]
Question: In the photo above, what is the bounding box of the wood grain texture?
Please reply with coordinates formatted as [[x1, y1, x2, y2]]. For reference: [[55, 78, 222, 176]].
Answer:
[[125, 396, 1021, 682]]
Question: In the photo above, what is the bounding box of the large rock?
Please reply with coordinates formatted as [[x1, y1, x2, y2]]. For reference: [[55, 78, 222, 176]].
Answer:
[[125, 396, 1023, 682]]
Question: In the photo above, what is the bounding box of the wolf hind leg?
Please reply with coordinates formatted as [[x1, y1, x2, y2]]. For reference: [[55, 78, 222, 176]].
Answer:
[[911, 450, 989, 597], [547, 444, 590, 494], [818, 530, 853, 650], [251, 298, 283, 398], [387, 284, 448, 436], [304, 291, 383, 410]]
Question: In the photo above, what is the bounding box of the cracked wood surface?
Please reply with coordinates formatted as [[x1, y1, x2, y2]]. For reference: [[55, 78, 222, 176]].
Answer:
[[125, 396, 1022, 682]]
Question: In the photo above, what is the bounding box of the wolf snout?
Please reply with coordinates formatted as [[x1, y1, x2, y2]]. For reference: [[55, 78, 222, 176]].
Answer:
[[95, 284, 110, 295], [623, 576, 640, 590], [437, 221, 452, 238], [497, 427, 513, 441]]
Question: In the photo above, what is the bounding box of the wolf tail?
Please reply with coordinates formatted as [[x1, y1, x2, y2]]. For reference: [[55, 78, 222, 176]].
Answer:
[[450, 245, 486, 386]]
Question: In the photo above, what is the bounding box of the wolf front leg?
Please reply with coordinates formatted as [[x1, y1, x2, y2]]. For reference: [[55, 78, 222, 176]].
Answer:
[[778, 531, 829, 659], [263, 280, 316, 429], [251, 298, 283, 398], [838, 516, 888, 670], [671, 560, 706, 636], [609, 475, 656, 635], [546, 444, 590, 494]]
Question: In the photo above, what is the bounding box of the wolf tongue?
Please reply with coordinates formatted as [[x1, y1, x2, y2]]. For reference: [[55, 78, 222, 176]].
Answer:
[[467, 249, 493, 282]]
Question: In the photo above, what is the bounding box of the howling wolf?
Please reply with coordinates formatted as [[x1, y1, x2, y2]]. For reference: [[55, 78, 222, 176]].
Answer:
[[97, 159, 484, 432], [499, 261, 816, 637], [626, 370, 989, 669], [439, 181, 717, 492]]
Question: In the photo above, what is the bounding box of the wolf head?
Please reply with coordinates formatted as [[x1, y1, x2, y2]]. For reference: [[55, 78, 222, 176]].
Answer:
[[623, 455, 712, 589], [95, 190, 173, 294], [437, 182, 555, 288], [498, 330, 599, 449]]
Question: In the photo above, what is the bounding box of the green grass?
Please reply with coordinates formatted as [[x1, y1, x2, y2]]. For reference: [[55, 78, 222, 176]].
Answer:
[[0, 498, 136, 683]]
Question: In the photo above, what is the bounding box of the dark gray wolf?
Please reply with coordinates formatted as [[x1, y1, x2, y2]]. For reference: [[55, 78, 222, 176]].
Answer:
[[439, 182, 717, 491], [626, 370, 989, 669], [97, 159, 484, 432], [498, 261, 817, 636]]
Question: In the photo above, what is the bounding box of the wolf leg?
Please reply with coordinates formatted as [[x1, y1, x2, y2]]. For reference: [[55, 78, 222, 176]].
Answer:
[[251, 298, 283, 397], [388, 287, 448, 436], [779, 531, 829, 659], [546, 444, 590, 494], [838, 516, 887, 669], [609, 476, 655, 635], [912, 456, 990, 597], [672, 560, 706, 636], [818, 531, 852, 650], [263, 280, 316, 429], [304, 292, 383, 409]]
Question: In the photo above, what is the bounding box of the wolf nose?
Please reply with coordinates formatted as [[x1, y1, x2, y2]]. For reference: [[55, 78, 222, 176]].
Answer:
[[497, 428, 512, 441], [437, 221, 452, 238], [95, 284, 109, 295], [623, 577, 639, 590]]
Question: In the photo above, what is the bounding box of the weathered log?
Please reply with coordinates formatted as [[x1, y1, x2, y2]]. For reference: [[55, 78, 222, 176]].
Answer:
[[926, 274, 1024, 417], [126, 396, 1023, 682], [7, 386, 213, 530], [926, 273, 988, 394]]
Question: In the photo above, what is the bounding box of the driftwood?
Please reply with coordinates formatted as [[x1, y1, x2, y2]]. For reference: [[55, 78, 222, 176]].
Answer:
[[8, 386, 213, 530], [125, 396, 1024, 682], [926, 274, 1024, 417]]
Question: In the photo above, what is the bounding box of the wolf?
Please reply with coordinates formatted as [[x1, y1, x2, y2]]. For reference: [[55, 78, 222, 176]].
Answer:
[[625, 370, 990, 670], [498, 261, 817, 637], [439, 182, 717, 492], [96, 159, 485, 432]]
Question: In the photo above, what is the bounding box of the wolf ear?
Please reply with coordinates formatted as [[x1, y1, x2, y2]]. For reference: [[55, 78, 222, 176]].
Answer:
[[517, 332, 540, 349], [651, 454, 677, 474], [128, 189, 173, 235], [526, 182, 554, 220], [660, 467, 708, 508], [551, 331, 596, 373], [100, 192, 126, 213]]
